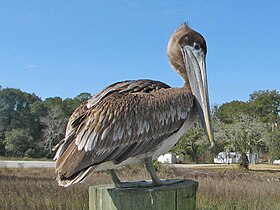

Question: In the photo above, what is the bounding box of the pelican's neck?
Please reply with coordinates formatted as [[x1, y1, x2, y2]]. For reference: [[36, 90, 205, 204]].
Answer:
[[183, 80, 191, 90], [173, 67, 191, 90], [168, 44, 190, 90]]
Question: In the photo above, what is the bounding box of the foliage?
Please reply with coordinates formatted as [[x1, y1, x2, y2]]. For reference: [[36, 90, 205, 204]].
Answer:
[[215, 101, 248, 124], [249, 90, 280, 123], [268, 129, 280, 160], [172, 120, 211, 163], [0, 88, 42, 156], [4, 128, 34, 157], [222, 114, 266, 154], [211, 90, 280, 163], [173, 90, 280, 163], [0, 87, 91, 158]]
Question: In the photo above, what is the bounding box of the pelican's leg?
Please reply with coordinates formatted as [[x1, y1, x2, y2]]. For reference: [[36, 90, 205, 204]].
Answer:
[[108, 169, 122, 187], [144, 157, 162, 186], [108, 169, 148, 188], [108, 159, 164, 188]]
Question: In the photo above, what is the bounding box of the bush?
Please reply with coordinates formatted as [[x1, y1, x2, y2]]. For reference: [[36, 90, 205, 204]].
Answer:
[[4, 128, 34, 157]]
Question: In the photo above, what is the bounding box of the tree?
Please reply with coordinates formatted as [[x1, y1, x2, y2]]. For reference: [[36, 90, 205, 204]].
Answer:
[[39, 98, 68, 157], [210, 109, 230, 155], [215, 101, 249, 124], [62, 98, 80, 116], [4, 128, 34, 157], [0, 88, 42, 156], [74, 92, 92, 102], [172, 120, 209, 163], [268, 129, 280, 160], [249, 90, 280, 124], [221, 114, 267, 169]]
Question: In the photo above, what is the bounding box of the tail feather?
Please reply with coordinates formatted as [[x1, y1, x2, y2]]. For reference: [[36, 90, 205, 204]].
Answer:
[[56, 166, 95, 187], [54, 133, 96, 187]]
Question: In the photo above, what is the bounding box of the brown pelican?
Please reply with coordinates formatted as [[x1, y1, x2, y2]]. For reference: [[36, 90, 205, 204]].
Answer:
[[54, 23, 214, 187]]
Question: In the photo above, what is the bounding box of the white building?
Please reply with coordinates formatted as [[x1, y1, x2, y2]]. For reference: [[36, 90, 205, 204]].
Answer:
[[214, 152, 259, 164], [273, 159, 280, 165], [157, 153, 178, 164]]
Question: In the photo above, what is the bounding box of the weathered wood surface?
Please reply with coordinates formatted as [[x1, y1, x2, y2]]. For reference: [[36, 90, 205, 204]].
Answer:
[[89, 179, 198, 210]]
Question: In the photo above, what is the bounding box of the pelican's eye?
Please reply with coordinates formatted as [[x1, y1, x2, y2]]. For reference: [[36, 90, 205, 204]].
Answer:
[[194, 43, 200, 50]]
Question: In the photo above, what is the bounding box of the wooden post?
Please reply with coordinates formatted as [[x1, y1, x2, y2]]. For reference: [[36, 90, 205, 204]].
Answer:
[[89, 179, 198, 210]]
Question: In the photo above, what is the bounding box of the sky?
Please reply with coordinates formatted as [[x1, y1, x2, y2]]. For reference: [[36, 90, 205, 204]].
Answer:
[[0, 1, 279, 105]]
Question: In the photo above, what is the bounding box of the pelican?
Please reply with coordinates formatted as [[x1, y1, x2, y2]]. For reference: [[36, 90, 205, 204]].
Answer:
[[54, 23, 214, 187]]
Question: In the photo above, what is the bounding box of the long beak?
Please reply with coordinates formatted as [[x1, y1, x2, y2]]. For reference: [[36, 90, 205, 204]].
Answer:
[[181, 46, 215, 146]]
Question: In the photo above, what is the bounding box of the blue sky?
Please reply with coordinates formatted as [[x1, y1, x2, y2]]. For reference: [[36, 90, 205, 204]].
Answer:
[[0, 1, 279, 105]]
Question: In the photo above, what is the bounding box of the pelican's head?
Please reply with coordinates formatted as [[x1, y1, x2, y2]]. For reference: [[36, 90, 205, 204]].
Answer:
[[167, 23, 214, 146]]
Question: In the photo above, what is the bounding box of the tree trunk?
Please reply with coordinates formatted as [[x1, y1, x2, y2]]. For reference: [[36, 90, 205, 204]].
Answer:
[[190, 143, 199, 163], [240, 152, 249, 169]]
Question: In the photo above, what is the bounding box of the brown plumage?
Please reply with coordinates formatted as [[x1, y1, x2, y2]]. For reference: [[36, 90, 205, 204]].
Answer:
[[54, 23, 214, 187]]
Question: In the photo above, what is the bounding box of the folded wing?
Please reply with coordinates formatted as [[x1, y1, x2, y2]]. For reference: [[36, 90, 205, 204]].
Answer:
[[54, 79, 193, 185]]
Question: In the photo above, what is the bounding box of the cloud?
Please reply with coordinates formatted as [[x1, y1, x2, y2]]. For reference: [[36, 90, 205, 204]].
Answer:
[[23, 64, 36, 69]]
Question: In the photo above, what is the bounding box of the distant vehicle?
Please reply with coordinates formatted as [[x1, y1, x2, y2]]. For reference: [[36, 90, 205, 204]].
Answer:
[[273, 159, 280, 165]]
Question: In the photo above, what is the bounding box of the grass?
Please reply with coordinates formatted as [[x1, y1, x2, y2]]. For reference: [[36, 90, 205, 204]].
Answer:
[[0, 168, 89, 210], [179, 168, 280, 210], [0, 164, 280, 210]]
